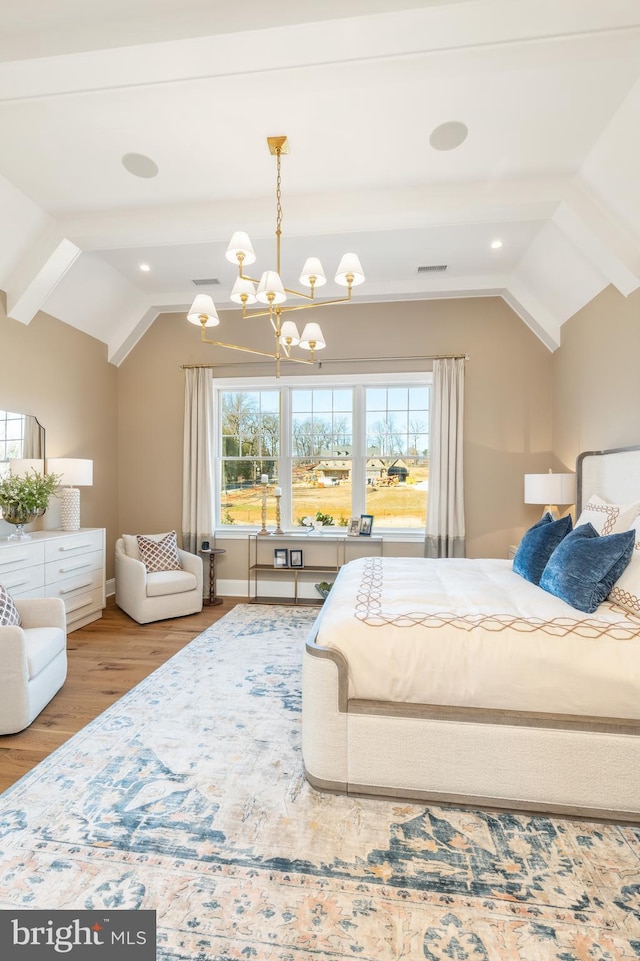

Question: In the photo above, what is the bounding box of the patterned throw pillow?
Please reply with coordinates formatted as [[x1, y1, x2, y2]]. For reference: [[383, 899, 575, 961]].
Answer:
[[0, 584, 22, 626], [609, 516, 640, 617], [136, 531, 182, 573], [576, 494, 640, 536]]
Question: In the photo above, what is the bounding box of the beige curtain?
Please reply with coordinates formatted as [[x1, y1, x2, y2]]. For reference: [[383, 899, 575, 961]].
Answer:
[[425, 357, 465, 557], [182, 368, 214, 554]]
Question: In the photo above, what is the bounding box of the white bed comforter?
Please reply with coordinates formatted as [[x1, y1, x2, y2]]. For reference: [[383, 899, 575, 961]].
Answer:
[[314, 556, 640, 718]]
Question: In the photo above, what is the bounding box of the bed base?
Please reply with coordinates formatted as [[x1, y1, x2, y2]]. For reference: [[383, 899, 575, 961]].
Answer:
[[303, 635, 640, 822]]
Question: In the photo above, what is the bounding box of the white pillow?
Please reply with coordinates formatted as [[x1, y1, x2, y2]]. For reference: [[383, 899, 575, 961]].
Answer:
[[608, 516, 640, 617], [576, 494, 640, 536]]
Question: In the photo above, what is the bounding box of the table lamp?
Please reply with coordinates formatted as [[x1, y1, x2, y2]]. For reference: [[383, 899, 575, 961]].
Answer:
[[524, 470, 576, 520], [47, 458, 93, 531]]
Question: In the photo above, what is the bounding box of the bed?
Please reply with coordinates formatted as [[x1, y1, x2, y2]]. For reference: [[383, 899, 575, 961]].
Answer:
[[302, 445, 640, 821]]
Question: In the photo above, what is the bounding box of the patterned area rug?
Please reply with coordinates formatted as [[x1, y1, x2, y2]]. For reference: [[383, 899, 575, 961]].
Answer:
[[1, 604, 640, 960]]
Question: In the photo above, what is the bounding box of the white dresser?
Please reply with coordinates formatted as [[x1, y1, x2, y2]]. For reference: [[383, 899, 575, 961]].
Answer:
[[0, 528, 106, 632]]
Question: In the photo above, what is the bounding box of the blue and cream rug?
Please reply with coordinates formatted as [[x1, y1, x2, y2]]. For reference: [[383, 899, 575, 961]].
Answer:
[[1, 604, 640, 959]]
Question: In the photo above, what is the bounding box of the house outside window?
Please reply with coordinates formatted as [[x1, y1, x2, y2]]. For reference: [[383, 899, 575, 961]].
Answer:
[[216, 372, 431, 534]]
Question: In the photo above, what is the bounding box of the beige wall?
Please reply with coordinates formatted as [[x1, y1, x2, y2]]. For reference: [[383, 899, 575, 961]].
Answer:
[[1, 291, 561, 588], [117, 296, 554, 578], [552, 285, 640, 476], [0, 296, 119, 576]]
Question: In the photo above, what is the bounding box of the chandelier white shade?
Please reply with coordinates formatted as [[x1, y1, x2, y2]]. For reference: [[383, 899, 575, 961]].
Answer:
[[299, 257, 327, 288], [47, 458, 94, 531], [279, 321, 300, 346], [299, 322, 326, 351], [225, 231, 256, 266], [335, 253, 365, 287], [186, 135, 365, 377], [256, 271, 287, 305], [187, 294, 219, 327], [230, 277, 257, 305]]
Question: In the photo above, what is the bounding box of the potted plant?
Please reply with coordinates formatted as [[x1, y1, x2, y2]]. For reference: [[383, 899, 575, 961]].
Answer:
[[0, 468, 61, 540]]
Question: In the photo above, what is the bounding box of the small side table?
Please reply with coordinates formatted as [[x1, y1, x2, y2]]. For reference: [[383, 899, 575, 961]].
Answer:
[[200, 548, 226, 605]]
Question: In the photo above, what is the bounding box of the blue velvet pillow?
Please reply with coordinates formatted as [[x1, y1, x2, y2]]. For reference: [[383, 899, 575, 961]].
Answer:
[[513, 512, 573, 585], [539, 522, 636, 613]]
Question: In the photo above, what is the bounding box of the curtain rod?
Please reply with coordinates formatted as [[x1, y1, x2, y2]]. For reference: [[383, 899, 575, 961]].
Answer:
[[180, 352, 470, 370]]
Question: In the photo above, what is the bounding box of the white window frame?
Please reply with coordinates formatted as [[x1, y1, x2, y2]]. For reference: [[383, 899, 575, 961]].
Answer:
[[214, 371, 432, 539]]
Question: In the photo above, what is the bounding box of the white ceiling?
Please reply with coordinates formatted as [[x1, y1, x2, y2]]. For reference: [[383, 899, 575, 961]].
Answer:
[[1, 0, 639, 364]]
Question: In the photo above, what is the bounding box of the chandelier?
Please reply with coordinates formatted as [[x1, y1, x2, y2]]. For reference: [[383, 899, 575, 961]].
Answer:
[[186, 135, 365, 377]]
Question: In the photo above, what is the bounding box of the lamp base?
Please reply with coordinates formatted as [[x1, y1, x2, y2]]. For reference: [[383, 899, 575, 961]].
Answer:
[[60, 487, 81, 531], [541, 504, 560, 520]]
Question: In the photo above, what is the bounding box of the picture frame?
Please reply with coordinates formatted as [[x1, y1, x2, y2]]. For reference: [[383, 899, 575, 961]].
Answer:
[[289, 549, 304, 568], [359, 514, 374, 536], [347, 517, 361, 536], [273, 548, 289, 568]]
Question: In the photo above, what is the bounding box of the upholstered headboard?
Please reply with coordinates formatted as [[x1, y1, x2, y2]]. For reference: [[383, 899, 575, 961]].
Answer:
[[577, 445, 640, 515]]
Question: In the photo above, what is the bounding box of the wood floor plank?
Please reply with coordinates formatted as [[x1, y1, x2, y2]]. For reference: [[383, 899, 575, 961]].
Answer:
[[0, 596, 242, 792]]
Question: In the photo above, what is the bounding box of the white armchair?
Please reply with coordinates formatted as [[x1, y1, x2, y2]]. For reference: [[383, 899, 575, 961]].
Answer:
[[0, 597, 67, 735], [115, 534, 203, 624]]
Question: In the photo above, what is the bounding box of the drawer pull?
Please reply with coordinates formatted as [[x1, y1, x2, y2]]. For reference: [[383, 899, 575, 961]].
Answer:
[[5, 577, 29, 589], [58, 543, 94, 553], [60, 562, 92, 573], [0, 554, 30, 566], [59, 580, 93, 595], [66, 598, 94, 613]]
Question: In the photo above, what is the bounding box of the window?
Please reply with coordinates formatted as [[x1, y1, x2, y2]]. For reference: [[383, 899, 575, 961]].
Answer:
[[0, 410, 26, 476], [215, 373, 431, 533]]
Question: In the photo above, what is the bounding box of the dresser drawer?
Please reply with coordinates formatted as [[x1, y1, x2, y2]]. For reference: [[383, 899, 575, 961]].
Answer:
[[0, 540, 45, 574], [45, 549, 103, 586], [0, 565, 45, 597], [45, 566, 104, 603], [62, 587, 105, 626], [44, 530, 104, 563]]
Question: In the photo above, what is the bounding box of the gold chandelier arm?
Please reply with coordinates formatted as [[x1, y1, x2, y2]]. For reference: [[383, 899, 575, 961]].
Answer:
[[200, 329, 313, 364], [239, 290, 353, 321]]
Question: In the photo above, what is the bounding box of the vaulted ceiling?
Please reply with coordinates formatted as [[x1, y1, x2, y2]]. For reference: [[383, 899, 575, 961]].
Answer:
[[1, 0, 639, 364]]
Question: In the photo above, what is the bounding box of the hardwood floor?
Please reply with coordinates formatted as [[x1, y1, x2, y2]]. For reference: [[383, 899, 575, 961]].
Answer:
[[0, 596, 242, 794]]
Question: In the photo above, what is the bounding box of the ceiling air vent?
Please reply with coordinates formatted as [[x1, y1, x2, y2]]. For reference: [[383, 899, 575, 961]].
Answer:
[[192, 278, 221, 286], [417, 264, 447, 273]]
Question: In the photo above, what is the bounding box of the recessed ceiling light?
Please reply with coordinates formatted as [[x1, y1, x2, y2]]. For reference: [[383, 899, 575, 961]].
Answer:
[[122, 153, 159, 179], [139, 263, 151, 272], [429, 121, 468, 151], [490, 239, 503, 249]]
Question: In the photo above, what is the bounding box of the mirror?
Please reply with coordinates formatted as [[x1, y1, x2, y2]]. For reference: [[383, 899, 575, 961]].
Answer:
[[0, 410, 45, 472]]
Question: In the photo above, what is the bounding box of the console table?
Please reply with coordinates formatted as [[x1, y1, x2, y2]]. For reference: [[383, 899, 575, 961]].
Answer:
[[0, 528, 106, 632], [247, 532, 383, 605]]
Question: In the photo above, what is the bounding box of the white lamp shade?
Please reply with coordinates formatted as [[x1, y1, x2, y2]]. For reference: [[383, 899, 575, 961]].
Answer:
[[524, 472, 576, 506], [230, 277, 257, 305], [299, 257, 327, 288], [187, 294, 219, 327], [256, 271, 287, 305], [47, 458, 93, 487], [225, 231, 256, 265], [10, 458, 44, 477], [279, 321, 301, 346], [335, 252, 365, 287], [299, 322, 326, 351]]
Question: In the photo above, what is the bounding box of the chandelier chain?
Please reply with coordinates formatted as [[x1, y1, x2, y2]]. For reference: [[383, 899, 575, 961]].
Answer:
[[276, 147, 283, 275]]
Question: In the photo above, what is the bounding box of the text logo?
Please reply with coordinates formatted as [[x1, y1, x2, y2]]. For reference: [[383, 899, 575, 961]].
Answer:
[[0, 910, 156, 958]]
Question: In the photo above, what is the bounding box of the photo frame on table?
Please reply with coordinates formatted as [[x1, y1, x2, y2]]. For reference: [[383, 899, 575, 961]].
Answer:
[[273, 548, 289, 568], [289, 549, 304, 568], [347, 517, 361, 536], [359, 514, 374, 536]]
